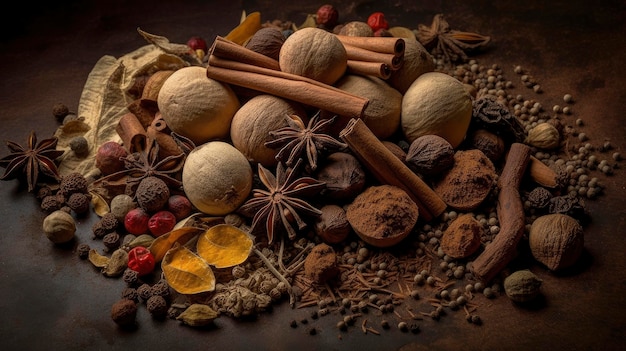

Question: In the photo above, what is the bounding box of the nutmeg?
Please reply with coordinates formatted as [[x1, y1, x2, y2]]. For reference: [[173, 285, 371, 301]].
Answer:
[[525, 123, 561, 150], [529, 213, 584, 271], [504, 270, 542, 303], [42, 210, 76, 243], [314, 205, 351, 244], [245, 27, 285, 61], [405, 134, 454, 177]]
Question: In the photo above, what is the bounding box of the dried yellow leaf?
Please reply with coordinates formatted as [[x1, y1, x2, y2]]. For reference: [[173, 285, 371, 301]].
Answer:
[[149, 227, 204, 263], [196, 224, 253, 269], [296, 14, 317, 30], [224, 11, 261, 45], [90, 191, 110, 217], [162, 245, 216, 295], [88, 249, 109, 268]]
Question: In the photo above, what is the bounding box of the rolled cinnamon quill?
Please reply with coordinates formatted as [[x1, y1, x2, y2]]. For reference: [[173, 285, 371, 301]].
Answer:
[[342, 43, 403, 70], [339, 118, 447, 221], [116, 112, 147, 153], [336, 35, 405, 57], [207, 55, 369, 119], [346, 60, 391, 79], [210, 36, 280, 71]]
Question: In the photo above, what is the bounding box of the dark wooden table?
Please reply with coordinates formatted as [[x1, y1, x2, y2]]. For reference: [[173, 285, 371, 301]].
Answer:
[[1, 1, 624, 350]]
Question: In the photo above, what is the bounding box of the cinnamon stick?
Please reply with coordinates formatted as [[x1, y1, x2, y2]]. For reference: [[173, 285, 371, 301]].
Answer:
[[346, 60, 391, 79], [116, 112, 147, 153], [206, 55, 369, 119], [146, 115, 182, 160], [342, 43, 403, 70], [336, 35, 405, 57], [210, 36, 280, 71], [339, 118, 447, 221], [471, 143, 531, 283]]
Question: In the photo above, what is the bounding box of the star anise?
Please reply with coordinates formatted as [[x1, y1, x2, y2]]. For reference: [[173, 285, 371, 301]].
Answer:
[[122, 139, 185, 190], [416, 14, 491, 63], [93, 138, 185, 195], [0, 131, 64, 192], [238, 159, 325, 244], [265, 112, 347, 171]]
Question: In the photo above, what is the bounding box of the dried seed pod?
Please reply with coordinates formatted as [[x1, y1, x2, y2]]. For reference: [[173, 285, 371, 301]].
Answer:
[[529, 213, 584, 271], [405, 134, 454, 177], [525, 123, 561, 150], [176, 303, 219, 327], [468, 129, 505, 162], [316, 152, 366, 201], [42, 210, 76, 244], [504, 270, 542, 303]]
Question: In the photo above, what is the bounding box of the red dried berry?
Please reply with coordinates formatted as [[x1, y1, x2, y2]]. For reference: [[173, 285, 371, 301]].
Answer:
[[148, 210, 177, 237], [127, 247, 156, 276], [367, 12, 389, 32], [95, 141, 128, 175], [124, 207, 150, 235], [186, 36, 208, 53], [316, 4, 339, 28], [166, 194, 193, 220]]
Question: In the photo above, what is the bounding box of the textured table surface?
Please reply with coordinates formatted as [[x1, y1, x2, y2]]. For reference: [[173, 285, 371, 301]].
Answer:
[[1, 1, 625, 350]]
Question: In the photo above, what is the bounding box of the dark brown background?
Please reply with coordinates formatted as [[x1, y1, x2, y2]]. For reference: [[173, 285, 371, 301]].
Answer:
[[1, 1, 624, 350]]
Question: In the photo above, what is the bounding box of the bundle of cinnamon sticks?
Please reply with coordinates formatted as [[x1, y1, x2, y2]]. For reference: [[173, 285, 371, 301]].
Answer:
[[206, 36, 369, 119], [335, 35, 405, 79]]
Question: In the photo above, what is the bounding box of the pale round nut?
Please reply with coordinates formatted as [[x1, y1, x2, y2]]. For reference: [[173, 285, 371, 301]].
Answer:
[[42, 210, 76, 244], [529, 213, 584, 271], [332, 74, 402, 139], [230, 95, 306, 167], [158, 66, 240, 145], [182, 141, 253, 216], [279, 27, 347, 85], [401, 72, 473, 148]]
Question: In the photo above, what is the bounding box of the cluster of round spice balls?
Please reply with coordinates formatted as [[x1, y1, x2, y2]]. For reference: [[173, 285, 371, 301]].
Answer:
[[38, 172, 91, 216]]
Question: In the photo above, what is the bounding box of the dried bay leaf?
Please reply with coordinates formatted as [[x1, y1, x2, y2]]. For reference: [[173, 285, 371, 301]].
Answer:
[[88, 249, 109, 268], [224, 11, 261, 45], [162, 245, 216, 295], [149, 227, 204, 263], [176, 304, 219, 327], [137, 28, 202, 66], [196, 224, 253, 269]]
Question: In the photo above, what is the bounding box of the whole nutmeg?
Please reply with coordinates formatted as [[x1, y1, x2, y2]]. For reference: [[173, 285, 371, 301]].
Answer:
[[504, 270, 543, 303], [42, 210, 76, 243], [314, 205, 351, 244], [469, 129, 505, 162], [315, 152, 366, 201], [338, 21, 374, 37], [525, 123, 561, 150], [245, 27, 285, 61], [529, 213, 584, 271], [401, 72, 473, 148], [405, 134, 455, 177], [279, 27, 347, 85]]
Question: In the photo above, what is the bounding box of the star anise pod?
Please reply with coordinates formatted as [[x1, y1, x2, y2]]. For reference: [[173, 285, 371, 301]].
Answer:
[[122, 139, 185, 190], [0, 131, 64, 192], [265, 112, 347, 171], [416, 14, 490, 62], [238, 159, 325, 244]]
